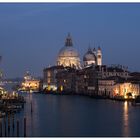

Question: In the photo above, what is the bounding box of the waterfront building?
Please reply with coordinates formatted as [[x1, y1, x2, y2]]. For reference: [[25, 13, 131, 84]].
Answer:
[[56, 65, 99, 95], [43, 65, 64, 91], [97, 65, 135, 98], [113, 82, 140, 99], [75, 69, 86, 94], [56, 67, 77, 93], [75, 65, 131, 96], [98, 77, 116, 98], [98, 74, 140, 99], [20, 71, 40, 92], [77, 65, 99, 95]]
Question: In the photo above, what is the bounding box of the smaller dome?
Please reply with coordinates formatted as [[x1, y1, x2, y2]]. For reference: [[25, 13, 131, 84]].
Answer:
[[83, 48, 96, 61]]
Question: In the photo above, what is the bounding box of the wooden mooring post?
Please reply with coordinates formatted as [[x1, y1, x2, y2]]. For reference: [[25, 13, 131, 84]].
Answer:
[[8, 112, 10, 136], [4, 116, 7, 137], [0, 120, 2, 137], [12, 112, 15, 136], [24, 117, 26, 137], [16, 120, 19, 137]]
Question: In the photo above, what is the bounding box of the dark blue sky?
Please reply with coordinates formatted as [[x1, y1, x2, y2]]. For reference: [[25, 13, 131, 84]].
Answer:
[[0, 3, 140, 78]]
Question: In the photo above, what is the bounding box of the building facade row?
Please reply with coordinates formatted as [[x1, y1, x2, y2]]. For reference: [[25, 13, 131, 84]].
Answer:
[[43, 64, 140, 99]]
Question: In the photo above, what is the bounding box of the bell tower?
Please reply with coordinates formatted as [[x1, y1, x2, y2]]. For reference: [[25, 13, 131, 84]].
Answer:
[[97, 46, 102, 66]]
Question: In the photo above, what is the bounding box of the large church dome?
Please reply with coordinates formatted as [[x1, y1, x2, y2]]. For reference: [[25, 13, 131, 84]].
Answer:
[[58, 46, 79, 58], [57, 34, 81, 69]]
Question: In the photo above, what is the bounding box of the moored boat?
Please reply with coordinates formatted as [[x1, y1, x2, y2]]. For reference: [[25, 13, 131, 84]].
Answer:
[[132, 95, 140, 106]]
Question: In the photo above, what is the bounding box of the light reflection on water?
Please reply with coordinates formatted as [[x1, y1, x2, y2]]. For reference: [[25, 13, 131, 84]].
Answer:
[[11, 93, 140, 137], [123, 101, 130, 137]]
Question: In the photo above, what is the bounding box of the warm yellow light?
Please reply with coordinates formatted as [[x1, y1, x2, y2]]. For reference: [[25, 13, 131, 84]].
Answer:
[[48, 85, 51, 91], [115, 89, 119, 94], [60, 85, 63, 91], [132, 93, 135, 99], [21, 79, 39, 91], [12, 91, 15, 96], [30, 90, 33, 93], [124, 95, 128, 99]]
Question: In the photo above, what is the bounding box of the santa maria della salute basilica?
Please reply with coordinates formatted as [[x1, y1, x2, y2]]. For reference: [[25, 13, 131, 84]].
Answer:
[[43, 33, 140, 99], [43, 33, 105, 92], [57, 33, 102, 68]]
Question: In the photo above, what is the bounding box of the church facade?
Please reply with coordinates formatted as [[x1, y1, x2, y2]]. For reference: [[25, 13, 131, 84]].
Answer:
[[43, 33, 103, 91]]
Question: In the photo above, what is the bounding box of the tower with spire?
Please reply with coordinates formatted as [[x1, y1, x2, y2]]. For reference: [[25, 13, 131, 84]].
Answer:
[[97, 46, 102, 66]]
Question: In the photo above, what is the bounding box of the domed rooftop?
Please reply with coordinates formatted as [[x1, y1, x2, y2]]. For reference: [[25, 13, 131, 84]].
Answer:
[[83, 48, 96, 61], [58, 46, 79, 57], [57, 33, 81, 69]]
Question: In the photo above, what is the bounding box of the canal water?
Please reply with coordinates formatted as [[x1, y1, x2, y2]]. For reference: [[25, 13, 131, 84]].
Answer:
[[5, 92, 139, 137]]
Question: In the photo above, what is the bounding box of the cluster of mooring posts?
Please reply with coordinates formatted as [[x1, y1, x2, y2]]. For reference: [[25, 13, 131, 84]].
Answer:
[[0, 113, 27, 137], [0, 92, 26, 137]]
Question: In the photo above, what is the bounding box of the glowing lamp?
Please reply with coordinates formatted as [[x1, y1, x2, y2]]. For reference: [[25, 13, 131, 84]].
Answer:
[[60, 85, 63, 91], [115, 89, 119, 94], [124, 95, 128, 99]]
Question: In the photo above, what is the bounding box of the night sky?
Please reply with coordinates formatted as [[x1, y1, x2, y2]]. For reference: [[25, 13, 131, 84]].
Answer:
[[0, 3, 140, 78]]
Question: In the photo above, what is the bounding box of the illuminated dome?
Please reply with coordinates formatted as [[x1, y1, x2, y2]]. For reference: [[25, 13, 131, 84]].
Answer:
[[57, 33, 81, 69], [83, 48, 97, 66]]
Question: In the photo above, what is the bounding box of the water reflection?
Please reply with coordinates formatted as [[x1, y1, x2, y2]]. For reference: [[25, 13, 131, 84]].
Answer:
[[23, 93, 34, 136], [123, 101, 130, 136], [28, 94, 40, 136], [11, 93, 140, 137]]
